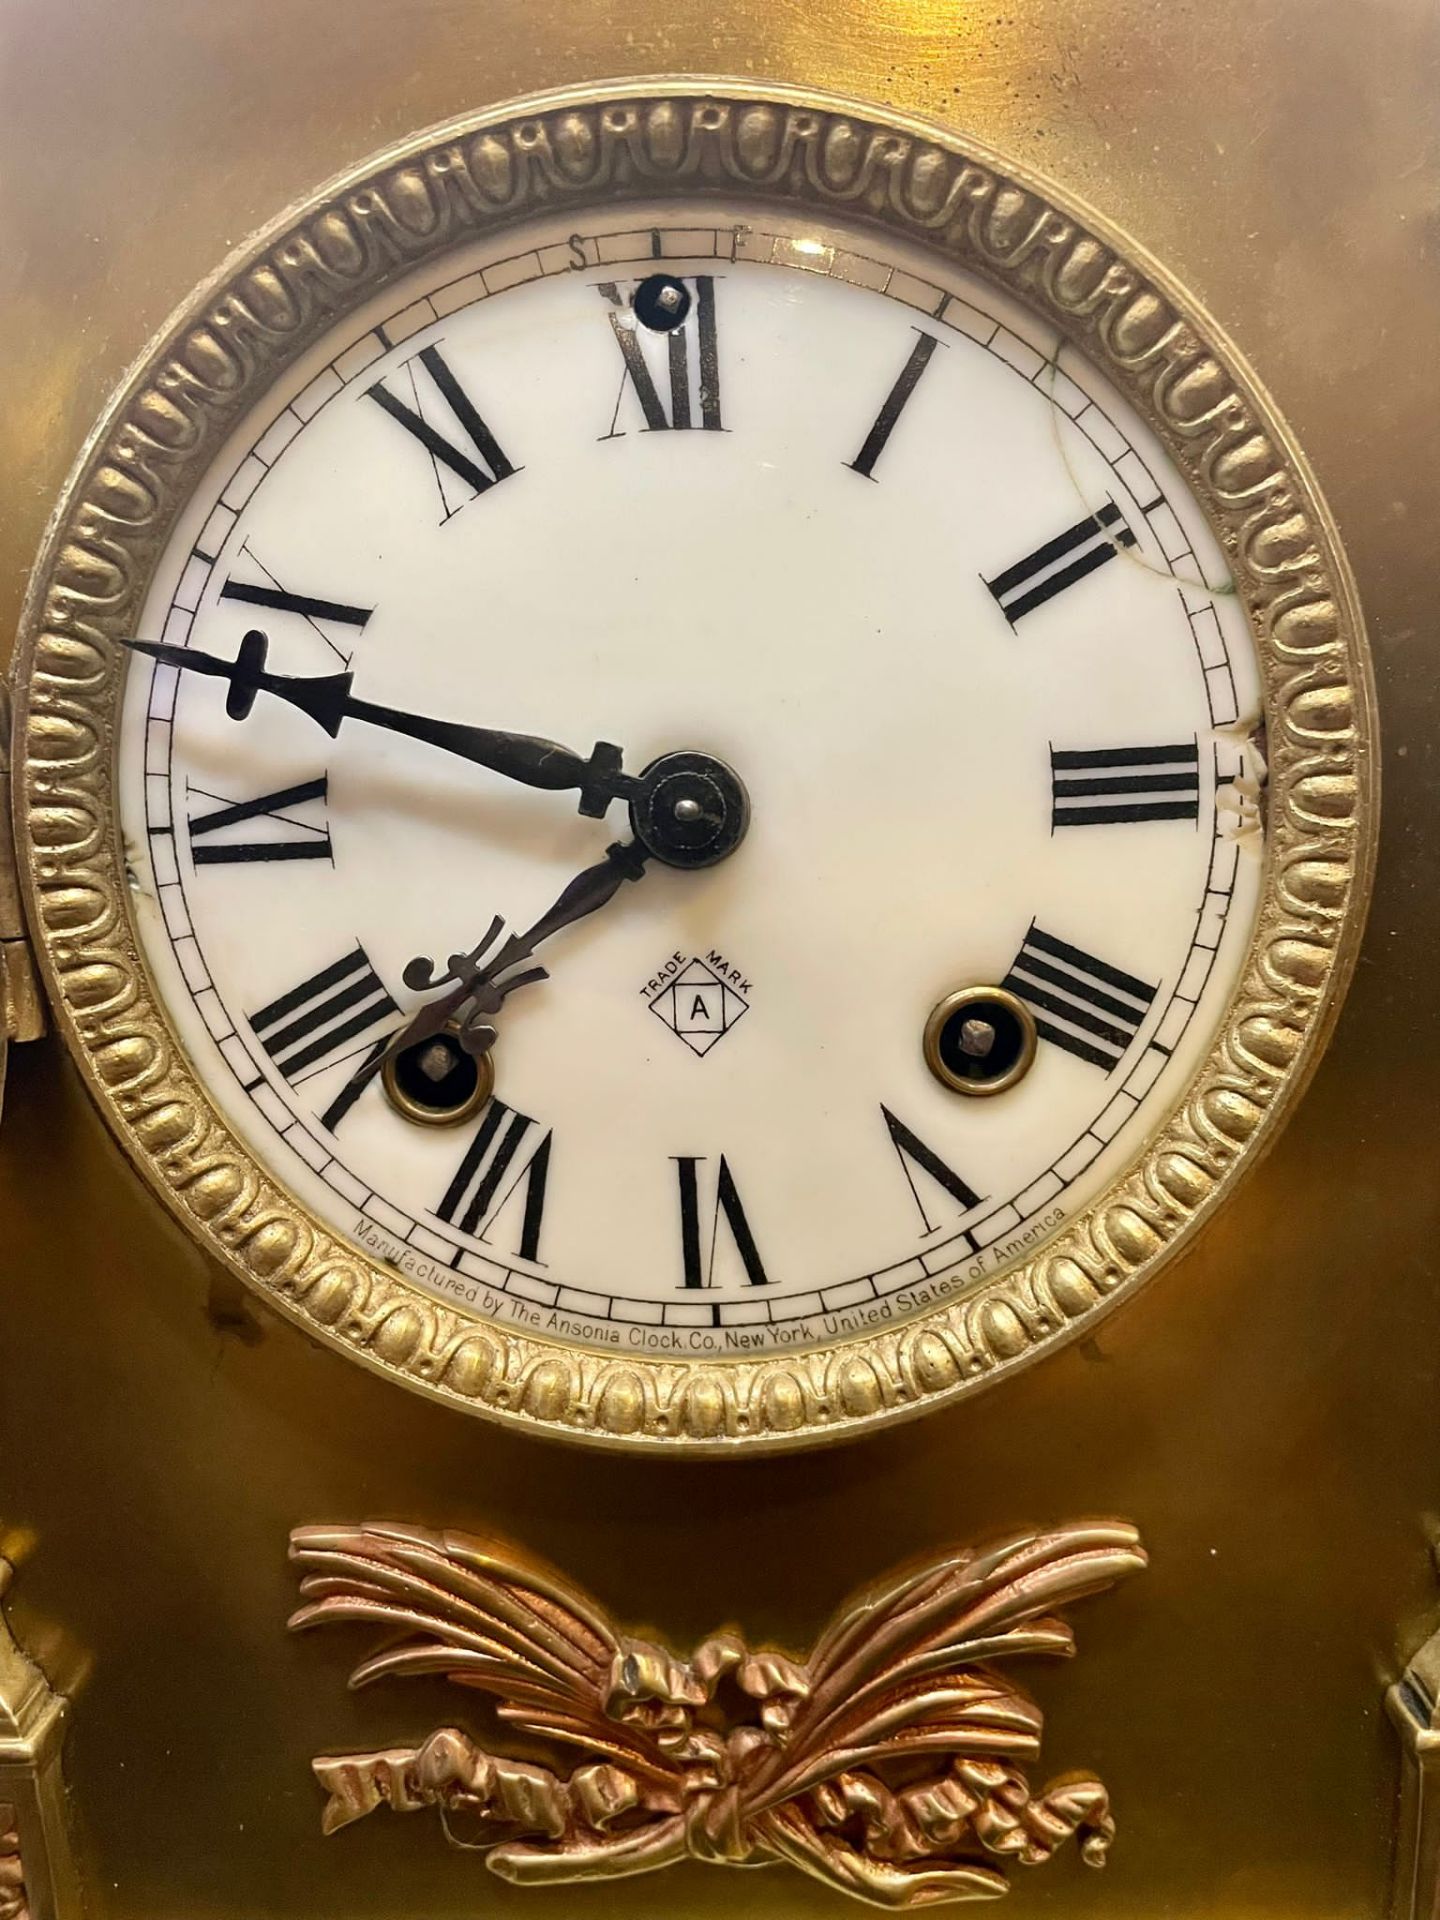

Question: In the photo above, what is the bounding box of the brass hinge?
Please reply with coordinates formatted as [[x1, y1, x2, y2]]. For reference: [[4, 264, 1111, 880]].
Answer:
[[0, 678, 45, 1045]]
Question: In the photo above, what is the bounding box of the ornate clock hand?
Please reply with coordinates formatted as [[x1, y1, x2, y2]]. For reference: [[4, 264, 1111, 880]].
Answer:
[[339, 840, 653, 1122], [121, 631, 633, 818], [122, 636, 751, 861], [404, 837, 653, 1061]]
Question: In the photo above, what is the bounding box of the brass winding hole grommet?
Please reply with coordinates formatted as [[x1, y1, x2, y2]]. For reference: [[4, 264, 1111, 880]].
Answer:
[[923, 985, 1038, 1096], [382, 1032, 495, 1127]]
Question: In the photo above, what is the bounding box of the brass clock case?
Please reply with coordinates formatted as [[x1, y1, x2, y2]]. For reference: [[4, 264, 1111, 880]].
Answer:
[[10, 81, 1377, 1451]]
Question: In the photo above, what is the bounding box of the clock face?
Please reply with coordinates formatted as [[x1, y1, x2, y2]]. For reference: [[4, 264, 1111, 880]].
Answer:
[[116, 204, 1264, 1362], [15, 88, 1375, 1446]]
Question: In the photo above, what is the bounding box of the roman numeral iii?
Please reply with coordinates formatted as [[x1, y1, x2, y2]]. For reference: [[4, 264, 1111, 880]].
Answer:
[[366, 343, 516, 518], [1003, 925, 1157, 1071], [437, 1100, 551, 1259], [188, 775, 332, 865], [985, 501, 1136, 625], [599, 278, 723, 436], [1050, 743, 1200, 828], [674, 1155, 770, 1289], [249, 946, 398, 1085]]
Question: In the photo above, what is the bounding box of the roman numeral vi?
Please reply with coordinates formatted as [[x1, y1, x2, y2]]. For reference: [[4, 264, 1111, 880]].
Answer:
[[674, 1155, 770, 1289]]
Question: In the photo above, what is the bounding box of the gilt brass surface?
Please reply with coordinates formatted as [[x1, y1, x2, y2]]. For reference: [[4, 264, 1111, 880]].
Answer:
[[0, 1, 1436, 1914]]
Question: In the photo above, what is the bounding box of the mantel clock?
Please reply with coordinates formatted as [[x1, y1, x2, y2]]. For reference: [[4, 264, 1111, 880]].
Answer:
[[3, 83, 1376, 1450], [0, 8, 1432, 1919]]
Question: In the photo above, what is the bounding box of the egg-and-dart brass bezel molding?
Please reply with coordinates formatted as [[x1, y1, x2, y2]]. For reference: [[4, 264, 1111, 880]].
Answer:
[[10, 80, 1377, 1452]]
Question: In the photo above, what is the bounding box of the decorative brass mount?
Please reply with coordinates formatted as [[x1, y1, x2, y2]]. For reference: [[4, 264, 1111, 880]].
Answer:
[[290, 1517, 1145, 1906], [0, 1558, 81, 1920], [1388, 1563, 1440, 1920]]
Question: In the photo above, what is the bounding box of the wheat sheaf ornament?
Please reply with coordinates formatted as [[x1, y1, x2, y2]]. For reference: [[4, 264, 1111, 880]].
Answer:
[[288, 1517, 1144, 1906]]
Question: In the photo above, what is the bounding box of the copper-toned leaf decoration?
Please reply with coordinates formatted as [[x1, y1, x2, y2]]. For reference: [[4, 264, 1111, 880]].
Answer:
[[288, 1519, 1145, 1907]]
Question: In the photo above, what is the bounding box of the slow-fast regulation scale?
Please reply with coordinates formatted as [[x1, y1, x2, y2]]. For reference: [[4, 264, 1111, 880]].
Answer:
[[0, 6, 1433, 1916]]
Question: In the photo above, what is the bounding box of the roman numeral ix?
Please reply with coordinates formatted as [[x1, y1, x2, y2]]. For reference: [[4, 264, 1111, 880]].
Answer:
[[599, 277, 723, 436], [436, 1099, 551, 1259], [1004, 925, 1157, 1072], [188, 775, 332, 865], [249, 946, 398, 1086], [366, 343, 516, 518], [1050, 743, 1200, 828], [985, 501, 1136, 625], [674, 1155, 769, 1289]]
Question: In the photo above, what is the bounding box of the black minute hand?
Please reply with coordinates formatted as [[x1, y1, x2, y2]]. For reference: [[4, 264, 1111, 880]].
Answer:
[[122, 632, 634, 819]]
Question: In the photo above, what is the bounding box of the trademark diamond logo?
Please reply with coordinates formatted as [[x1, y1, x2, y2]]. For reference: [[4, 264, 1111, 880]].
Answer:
[[649, 957, 749, 1058]]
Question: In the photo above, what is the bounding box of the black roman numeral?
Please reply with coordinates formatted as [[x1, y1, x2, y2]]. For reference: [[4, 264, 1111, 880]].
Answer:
[[674, 1155, 770, 1289], [249, 946, 399, 1085], [366, 343, 516, 518], [1003, 925, 1157, 1072], [436, 1099, 551, 1258], [599, 278, 723, 436], [188, 775, 332, 865], [218, 580, 371, 629], [319, 1035, 390, 1133], [1050, 743, 1200, 828], [847, 331, 941, 479], [985, 502, 1136, 625], [881, 1106, 983, 1237]]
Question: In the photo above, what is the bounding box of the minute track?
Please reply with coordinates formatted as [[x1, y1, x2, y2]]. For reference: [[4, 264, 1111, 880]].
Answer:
[[121, 214, 1266, 1379]]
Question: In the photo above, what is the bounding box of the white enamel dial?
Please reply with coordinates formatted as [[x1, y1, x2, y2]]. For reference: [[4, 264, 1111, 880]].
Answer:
[[119, 208, 1263, 1361]]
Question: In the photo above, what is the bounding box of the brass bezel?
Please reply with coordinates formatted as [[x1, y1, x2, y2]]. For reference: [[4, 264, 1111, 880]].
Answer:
[[923, 987, 1038, 1098], [9, 81, 1378, 1452]]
